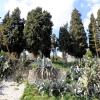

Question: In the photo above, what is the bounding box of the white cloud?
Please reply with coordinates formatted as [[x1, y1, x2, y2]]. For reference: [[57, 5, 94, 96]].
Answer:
[[4, 0, 76, 33], [86, 0, 99, 4], [83, 18, 90, 31], [83, 0, 100, 31], [90, 4, 100, 18]]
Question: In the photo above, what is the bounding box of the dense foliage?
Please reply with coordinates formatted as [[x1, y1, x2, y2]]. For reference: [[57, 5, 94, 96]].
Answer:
[[58, 24, 70, 63], [88, 14, 96, 56], [68, 50, 100, 99], [96, 9, 100, 57], [21, 50, 100, 100], [59, 24, 70, 52], [1, 7, 25, 57], [88, 9, 100, 57], [24, 7, 53, 57], [69, 8, 87, 58]]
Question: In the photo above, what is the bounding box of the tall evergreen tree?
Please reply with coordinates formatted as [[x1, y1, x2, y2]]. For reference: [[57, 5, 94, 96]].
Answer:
[[2, 7, 25, 57], [88, 14, 97, 56], [96, 9, 100, 57], [24, 7, 53, 57], [2, 11, 11, 52], [0, 24, 4, 51], [3, 11, 10, 24], [69, 8, 87, 58], [10, 7, 25, 57], [59, 24, 70, 63]]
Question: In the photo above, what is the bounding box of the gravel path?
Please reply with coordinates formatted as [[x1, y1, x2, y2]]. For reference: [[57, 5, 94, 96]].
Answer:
[[0, 80, 25, 100]]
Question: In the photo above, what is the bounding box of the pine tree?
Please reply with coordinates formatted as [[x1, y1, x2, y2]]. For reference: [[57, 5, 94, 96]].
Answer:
[[88, 14, 97, 56], [24, 7, 53, 57], [69, 8, 87, 58]]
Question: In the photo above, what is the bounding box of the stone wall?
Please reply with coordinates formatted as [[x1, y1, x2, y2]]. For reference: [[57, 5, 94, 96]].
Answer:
[[28, 67, 66, 84]]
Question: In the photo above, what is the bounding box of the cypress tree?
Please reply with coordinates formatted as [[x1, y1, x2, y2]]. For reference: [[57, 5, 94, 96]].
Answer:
[[96, 9, 100, 57], [2, 7, 25, 57], [59, 24, 70, 63], [88, 14, 97, 56], [24, 7, 53, 57], [69, 8, 87, 58]]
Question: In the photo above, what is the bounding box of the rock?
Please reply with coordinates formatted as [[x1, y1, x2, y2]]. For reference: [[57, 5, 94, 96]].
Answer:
[[28, 70, 36, 84], [28, 67, 67, 84], [28, 57, 67, 84]]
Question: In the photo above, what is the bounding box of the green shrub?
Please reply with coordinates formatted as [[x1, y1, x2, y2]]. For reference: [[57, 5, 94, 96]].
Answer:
[[0, 50, 6, 56]]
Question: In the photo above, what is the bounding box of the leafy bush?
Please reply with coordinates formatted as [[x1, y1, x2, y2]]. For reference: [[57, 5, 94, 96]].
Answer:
[[0, 58, 19, 80], [68, 50, 100, 99]]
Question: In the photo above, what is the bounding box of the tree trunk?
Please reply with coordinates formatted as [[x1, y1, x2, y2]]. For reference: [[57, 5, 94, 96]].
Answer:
[[52, 50, 54, 62], [62, 51, 67, 65]]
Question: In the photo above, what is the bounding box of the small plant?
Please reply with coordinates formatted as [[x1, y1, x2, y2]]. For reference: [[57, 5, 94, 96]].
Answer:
[[0, 50, 6, 56], [31, 63, 37, 68], [16, 74, 23, 83]]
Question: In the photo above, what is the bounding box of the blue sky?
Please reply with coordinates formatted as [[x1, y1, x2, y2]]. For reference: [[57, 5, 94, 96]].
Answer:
[[0, 0, 6, 21], [0, 0, 100, 36], [74, 0, 90, 19]]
